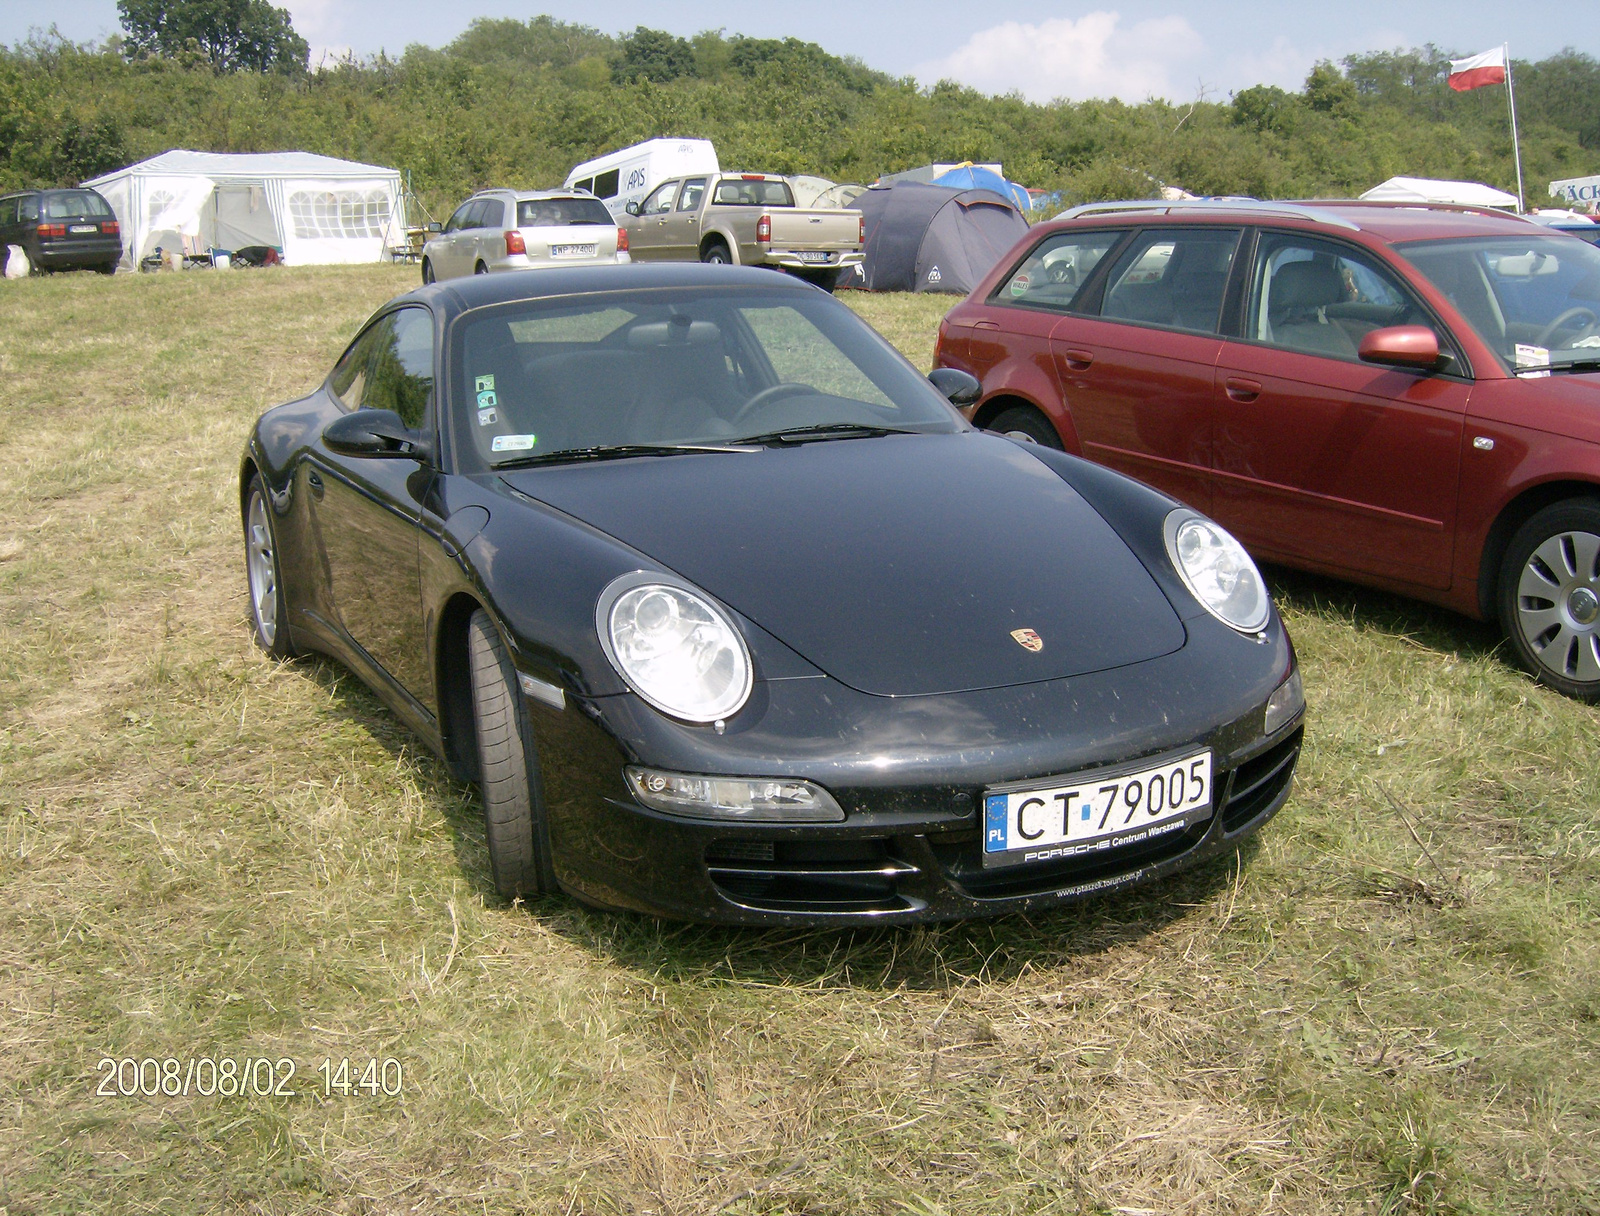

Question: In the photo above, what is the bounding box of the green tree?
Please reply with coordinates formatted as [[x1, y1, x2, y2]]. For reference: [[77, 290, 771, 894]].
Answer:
[[612, 27, 693, 85], [117, 0, 308, 74]]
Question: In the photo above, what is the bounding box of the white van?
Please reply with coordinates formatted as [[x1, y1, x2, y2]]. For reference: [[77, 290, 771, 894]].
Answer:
[[564, 138, 719, 220]]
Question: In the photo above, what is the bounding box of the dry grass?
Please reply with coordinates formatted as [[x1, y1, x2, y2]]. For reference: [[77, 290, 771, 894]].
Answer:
[[1, 263, 1597, 1215]]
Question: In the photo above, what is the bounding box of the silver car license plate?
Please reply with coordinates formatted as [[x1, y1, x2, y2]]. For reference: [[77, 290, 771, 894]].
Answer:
[[69, 224, 98, 234], [550, 243, 598, 258], [982, 750, 1213, 868], [796, 251, 833, 264]]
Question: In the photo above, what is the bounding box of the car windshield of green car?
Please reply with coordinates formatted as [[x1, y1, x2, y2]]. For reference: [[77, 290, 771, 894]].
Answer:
[[1399, 235, 1600, 373]]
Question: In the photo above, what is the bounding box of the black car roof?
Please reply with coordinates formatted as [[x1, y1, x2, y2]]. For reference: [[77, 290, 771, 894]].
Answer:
[[401, 263, 819, 318]]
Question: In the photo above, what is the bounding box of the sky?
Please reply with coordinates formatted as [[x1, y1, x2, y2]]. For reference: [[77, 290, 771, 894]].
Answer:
[[7, 2, 1594, 105]]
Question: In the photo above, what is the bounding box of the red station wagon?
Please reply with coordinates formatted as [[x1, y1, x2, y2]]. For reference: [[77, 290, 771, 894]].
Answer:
[[934, 199, 1600, 700]]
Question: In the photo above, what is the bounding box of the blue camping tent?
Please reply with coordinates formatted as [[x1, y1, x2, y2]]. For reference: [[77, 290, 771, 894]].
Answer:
[[930, 164, 1032, 212]]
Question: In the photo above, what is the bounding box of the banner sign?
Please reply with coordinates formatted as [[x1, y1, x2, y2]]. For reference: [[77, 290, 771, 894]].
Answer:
[[1550, 175, 1600, 205]]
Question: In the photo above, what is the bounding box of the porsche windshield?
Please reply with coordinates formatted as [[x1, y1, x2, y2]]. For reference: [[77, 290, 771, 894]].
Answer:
[[1398, 235, 1600, 372], [452, 287, 963, 468]]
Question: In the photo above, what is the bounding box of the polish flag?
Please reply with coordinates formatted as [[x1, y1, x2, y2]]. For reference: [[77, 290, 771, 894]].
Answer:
[[1448, 46, 1508, 91]]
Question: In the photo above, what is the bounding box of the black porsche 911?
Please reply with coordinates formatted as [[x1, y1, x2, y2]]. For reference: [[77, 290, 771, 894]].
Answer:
[[241, 264, 1304, 923]]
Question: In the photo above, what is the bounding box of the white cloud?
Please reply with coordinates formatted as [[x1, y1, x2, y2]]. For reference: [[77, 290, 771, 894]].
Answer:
[[913, 11, 1206, 104], [283, 0, 353, 66]]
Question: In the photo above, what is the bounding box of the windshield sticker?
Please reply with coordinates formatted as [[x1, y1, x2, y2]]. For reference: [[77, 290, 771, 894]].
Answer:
[[1514, 343, 1552, 376], [476, 389, 498, 409], [477, 407, 498, 426], [491, 434, 536, 452], [1574, 335, 1600, 348], [475, 374, 495, 393], [1010, 273, 1031, 297]]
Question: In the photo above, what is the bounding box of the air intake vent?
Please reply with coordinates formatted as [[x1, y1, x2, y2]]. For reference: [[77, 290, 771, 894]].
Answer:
[[1221, 728, 1302, 834], [705, 838, 926, 915]]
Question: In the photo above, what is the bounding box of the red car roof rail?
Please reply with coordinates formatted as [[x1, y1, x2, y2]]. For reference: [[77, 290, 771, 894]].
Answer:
[[1051, 198, 1363, 231]]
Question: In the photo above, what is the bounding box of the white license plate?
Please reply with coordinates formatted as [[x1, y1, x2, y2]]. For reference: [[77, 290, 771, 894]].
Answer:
[[796, 251, 832, 264], [69, 224, 98, 234], [550, 243, 597, 258], [983, 750, 1213, 868]]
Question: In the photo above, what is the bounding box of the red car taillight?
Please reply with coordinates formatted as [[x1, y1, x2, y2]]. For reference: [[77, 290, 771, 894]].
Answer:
[[756, 214, 771, 243], [103, 220, 119, 235], [37, 223, 66, 238], [504, 229, 526, 255], [615, 226, 628, 253]]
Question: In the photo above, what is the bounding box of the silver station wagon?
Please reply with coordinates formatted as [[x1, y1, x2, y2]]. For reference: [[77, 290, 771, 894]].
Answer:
[[421, 189, 630, 282]]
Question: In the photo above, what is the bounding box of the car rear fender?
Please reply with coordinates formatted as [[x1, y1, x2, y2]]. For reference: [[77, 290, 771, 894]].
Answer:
[[701, 228, 741, 263]]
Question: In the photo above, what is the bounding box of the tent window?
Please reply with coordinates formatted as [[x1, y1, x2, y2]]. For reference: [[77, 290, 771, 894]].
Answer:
[[287, 189, 394, 239]]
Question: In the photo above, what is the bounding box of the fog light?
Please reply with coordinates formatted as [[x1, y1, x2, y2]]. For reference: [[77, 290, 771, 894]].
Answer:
[[1264, 668, 1304, 735], [625, 767, 845, 822]]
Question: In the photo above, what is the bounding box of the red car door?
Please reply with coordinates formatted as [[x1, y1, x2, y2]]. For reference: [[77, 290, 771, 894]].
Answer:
[[1211, 231, 1470, 590], [1049, 227, 1243, 513]]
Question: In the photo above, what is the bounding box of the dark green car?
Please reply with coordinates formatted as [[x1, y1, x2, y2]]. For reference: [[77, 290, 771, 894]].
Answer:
[[0, 188, 123, 275]]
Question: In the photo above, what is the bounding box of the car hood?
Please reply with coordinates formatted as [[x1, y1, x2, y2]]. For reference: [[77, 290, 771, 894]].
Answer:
[[500, 432, 1186, 697]]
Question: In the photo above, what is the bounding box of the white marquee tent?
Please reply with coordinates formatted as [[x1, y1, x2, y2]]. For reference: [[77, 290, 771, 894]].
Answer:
[[84, 149, 407, 269], [1359, 176, 1519, 209]]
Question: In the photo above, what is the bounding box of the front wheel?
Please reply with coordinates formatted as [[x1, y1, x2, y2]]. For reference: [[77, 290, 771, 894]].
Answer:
[[243, 474, 297, 659], [1498, 499, 1600, 700], [988, 405, 1064, 450], [467, 610, 556, 898]]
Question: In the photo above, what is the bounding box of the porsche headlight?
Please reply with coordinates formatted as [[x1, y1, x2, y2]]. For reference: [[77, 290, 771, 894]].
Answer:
[[1164, 511, 1271, 634], [597, 573, 753, 723]]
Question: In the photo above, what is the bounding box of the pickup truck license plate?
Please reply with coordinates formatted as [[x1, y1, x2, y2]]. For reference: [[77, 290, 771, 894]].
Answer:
[[983, 750, 1212, 868], [796, 251, 833, 264], [69, 224, 98, 234], [550, 243, 597, 258]]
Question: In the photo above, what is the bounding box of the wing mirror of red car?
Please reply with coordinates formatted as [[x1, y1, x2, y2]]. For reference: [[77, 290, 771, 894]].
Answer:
[[1358, 325, 1443, 370], [928, 366, 981, 407], [324, 409, 433, 461]]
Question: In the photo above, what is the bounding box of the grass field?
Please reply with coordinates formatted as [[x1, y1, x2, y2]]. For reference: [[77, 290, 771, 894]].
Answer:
[[1, 263, 1597, 1215]]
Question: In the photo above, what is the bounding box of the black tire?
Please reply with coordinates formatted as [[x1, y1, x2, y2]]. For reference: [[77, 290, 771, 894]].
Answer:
[[467, 609, 556, 898], [243, 474, 297, 659], [474, 260, 488, 275], [701, 241, 731, 265], [1498, 499, 1600, 700], [421, 258, 435, 284], [989, 405, 1064, 450], [97, 261, 118, 276]]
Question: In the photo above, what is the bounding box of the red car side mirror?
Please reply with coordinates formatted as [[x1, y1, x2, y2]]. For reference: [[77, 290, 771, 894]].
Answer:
[[1359, 325, 1442, 370]]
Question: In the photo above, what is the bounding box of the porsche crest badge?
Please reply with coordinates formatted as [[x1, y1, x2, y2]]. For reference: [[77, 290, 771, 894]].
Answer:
[[1010, 628, 1044, 652]]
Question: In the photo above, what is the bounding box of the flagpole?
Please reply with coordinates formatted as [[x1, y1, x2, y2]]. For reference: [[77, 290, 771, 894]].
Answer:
[[1504, 42, 1526, 211]]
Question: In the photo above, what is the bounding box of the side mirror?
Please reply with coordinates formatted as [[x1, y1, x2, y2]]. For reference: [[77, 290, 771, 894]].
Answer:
[[1358, 325, 1442, 370], [928, 366, 982, 408], [426, 221, 442, 233], [624, 201, 640, 217], [324, 409, 431, 460]]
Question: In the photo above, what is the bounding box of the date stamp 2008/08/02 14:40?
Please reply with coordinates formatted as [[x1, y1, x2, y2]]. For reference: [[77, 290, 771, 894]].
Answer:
[[96, 1055, 403, 1100]]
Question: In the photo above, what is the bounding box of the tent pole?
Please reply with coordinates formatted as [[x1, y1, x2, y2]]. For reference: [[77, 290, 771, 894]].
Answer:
[[1504, 43, 1526, 212]]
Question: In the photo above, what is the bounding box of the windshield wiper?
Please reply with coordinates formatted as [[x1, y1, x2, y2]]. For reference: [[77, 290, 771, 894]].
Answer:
[[1545, 358, 1600, 374], [493, 442, 757, 469], [737, 422, 923, 445]]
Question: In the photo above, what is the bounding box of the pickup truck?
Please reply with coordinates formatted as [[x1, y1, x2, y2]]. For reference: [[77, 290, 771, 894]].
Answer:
[[622, 173, 863, 290]]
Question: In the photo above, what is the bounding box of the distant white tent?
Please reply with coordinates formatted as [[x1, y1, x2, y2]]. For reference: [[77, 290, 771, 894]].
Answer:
[[84, 149, 407, 270], [1359, 176, 1519, 209]]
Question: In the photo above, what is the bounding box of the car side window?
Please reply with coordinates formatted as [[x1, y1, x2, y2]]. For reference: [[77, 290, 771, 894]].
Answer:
[[444, 202, 475, 234], [0, 197, 15, 226], [677, 178, 708, 211], [639, 181, 678, 216], [1249, 233, 1437, 361], [474, 199, 506, 230], [358, 308, 434, 428], [994, 230, 1124, 312], [18, 195, 37, 222], [1100, 228, 1242, 334], [329, 324, 381, 410]]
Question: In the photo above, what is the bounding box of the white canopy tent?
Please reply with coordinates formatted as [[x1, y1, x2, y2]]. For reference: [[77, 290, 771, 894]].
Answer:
[[84, 150, 407, 269], [1359, 176, 1519, 209]]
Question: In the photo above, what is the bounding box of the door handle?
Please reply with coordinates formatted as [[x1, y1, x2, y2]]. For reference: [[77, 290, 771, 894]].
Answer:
[[1061, 349, 1093, 370], [972, 320, 999, 331], [1225, 377, 1261, 402], [307, 468, 324, 499]]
